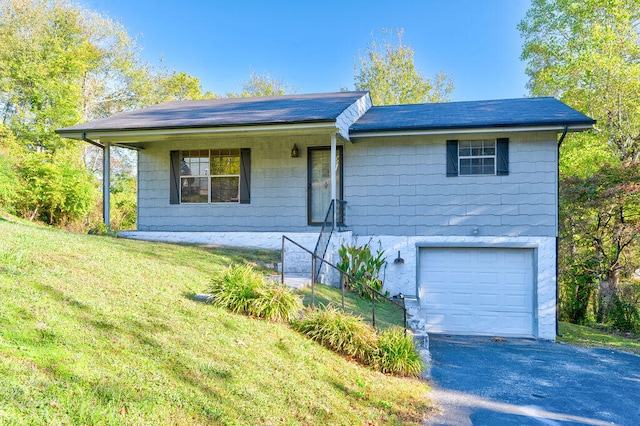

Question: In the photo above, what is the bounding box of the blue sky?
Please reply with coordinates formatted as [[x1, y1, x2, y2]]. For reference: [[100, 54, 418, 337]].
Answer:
[[82, 0, 532, 102]]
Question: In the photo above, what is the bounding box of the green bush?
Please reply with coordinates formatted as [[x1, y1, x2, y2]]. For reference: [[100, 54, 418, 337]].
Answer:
[[207, 264, 302, 322], [374, 327, 424, 376], [337, 239, 386, 298], [0, 152, 18, 213], [292, 306, 377, 364], [608, 297, 640, 333], [15, 151, 96, 225], [293, 307, 425, 376]]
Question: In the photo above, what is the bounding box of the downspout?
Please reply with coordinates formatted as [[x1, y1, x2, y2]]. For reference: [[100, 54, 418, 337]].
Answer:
[[556, 125, 568, 337], [81, 132, 104, 148], [82, 133, 109, 230]]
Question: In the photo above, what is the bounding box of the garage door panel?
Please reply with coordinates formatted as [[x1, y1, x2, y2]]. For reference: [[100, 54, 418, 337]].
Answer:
[[419, 247, 535, 337], [450, 293, 474, 307], [477, 293, 500, 309]]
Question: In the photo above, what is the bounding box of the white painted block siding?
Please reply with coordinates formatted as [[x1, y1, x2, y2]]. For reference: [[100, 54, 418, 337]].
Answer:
[[344, 131, 559, 238]]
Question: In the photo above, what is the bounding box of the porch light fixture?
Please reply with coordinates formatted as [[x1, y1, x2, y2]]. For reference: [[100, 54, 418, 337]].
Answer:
[[394, 251, 404, 264], [290, 144, 299, 158]]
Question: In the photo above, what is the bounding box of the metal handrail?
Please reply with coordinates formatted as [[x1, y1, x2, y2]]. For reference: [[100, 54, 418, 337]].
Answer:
[[281, 235, 407, 332], [313, 200, 335, 281]]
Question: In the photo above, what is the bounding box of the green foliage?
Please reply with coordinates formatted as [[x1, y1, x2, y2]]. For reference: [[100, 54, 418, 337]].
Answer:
[[338, 239, 386, 298], [0, 127, 19, 213], [109, 173, 136, 230], [13, 150, 96, 225], [559, 162, 640, 329], [0, 152, 17, 213], [0, 0, 210, 229], [522, 0, 640, 331], [519, 0, 640, 163], [236, 71, 294, 97], [608, 296, 640, 333], [559, 257, 598, 324], [293, 307, 424, 376], [207, 264, 302, 322], [354, 29, 453, 105], [292, 306, 378, 364], [375, 327, 424, 377]]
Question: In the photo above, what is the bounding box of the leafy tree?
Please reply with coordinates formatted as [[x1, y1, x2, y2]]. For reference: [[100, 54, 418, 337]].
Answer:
[[0, 125, 19, 213], [520, 0, 640, 330], [354, 29, 453, 105], [0, 0, 208, 227], [519, 0, 640, 168], [226, 71, 294, 98], [560, 163, 640, 324]]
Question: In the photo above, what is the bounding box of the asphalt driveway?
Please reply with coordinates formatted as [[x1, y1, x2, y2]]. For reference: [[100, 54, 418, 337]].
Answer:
[[424, 335, 640, 425]]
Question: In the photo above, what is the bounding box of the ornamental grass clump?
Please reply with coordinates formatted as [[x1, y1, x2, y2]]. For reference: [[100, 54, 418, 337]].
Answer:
[[374, 327, 425, 376], [292, 306, 378, 364], [207, 264, 302, 322]]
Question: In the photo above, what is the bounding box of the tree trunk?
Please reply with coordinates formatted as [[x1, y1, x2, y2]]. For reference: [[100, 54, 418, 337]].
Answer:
[[597, 270, 620, 322]]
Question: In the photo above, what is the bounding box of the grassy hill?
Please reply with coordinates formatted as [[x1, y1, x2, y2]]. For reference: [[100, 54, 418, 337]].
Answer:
[[0, 217, 432, 425]]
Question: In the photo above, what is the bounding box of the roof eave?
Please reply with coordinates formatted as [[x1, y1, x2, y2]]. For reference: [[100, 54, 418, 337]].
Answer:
[[349, 123, 595, 138], [57, 121, 340, 143]]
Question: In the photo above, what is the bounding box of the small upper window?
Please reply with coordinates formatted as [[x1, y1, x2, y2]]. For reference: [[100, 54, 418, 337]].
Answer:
[[458, 140, 496, 175]]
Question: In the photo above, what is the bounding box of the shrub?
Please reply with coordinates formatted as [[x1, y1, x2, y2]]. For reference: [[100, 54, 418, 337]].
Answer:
[[207, 264, 302, 322], [608, 297, 640, 333], [337, 239, 386, 298], [254, 283, 304, 322], [374, 327, 424, 376], [0, 152, 18, 213], [292, 306, 377, 364]]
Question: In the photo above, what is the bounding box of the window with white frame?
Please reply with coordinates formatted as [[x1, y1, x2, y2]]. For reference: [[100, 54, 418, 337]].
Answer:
[[458, 140, 496, 175], [179, 149, 240, 203]]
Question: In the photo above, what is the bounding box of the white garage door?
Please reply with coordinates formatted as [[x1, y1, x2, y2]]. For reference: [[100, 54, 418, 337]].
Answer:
[[419, 247, 535, 337]]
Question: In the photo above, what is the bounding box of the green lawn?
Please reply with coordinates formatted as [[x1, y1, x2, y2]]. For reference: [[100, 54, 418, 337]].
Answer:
[[558, 321, 640, 355], [0, 217, 432, 425], [297, 283, 407, 331]]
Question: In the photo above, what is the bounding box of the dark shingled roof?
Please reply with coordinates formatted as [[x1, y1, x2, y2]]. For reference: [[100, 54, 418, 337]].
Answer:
[[57, 91, 369, 133], [349, 97, 595, 134]]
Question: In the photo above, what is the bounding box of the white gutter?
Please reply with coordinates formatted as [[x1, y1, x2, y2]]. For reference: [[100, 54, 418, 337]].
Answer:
[[350, 124, 594, 138]]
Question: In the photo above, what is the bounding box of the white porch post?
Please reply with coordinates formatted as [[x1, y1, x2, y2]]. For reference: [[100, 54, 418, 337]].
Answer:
[[103, 141, 111, 229], [330, 133, 337, 225]]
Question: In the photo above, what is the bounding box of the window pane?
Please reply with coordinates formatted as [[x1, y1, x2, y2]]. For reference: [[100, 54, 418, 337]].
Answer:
[[211, 176, 239, 202], [210, 149, 240, 175], [459, 159, 472, 175], [483, 158, 495, 174], [181, 177, 208, 203]]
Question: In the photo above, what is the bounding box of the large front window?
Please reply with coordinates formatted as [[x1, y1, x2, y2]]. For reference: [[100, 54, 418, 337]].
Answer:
[[180, 149, 240, 203]]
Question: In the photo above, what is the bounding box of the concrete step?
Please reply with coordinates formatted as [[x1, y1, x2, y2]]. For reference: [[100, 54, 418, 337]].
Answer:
[[266, 273, 311, 289]]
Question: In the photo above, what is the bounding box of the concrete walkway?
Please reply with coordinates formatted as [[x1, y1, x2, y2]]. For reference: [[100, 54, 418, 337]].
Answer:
[[425, 335, 640, 425]]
